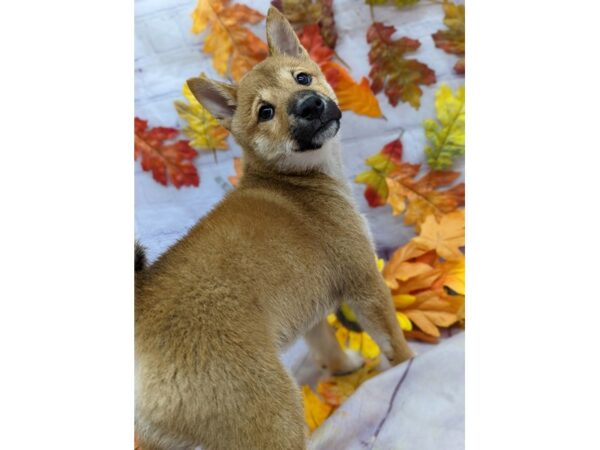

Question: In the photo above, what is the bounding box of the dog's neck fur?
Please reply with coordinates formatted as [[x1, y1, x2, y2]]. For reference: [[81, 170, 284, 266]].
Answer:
[[240, 136, 375, 247], [242, 136, 348, 185]]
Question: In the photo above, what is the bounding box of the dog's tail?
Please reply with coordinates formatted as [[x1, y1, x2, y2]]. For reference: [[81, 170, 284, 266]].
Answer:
[[135, 241, 147, 273]]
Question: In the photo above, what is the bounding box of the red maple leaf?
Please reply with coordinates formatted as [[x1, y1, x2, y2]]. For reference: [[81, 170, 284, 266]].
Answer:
[[367, 22, 436, 109], [355, 138, 410, 207], [134, 118, 199, 188], [298, 24, 334, 65]]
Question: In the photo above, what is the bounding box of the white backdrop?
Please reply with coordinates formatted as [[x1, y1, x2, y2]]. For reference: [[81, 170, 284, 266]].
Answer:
[[135, 2, 464, 448]]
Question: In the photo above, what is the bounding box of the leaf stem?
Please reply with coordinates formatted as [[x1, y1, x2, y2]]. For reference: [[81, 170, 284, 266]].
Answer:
[[333, 51, 351, 69], [427, 92, 464, 167]]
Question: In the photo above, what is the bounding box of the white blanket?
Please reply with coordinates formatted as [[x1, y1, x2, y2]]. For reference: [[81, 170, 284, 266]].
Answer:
[[135, 1, 465, 448]]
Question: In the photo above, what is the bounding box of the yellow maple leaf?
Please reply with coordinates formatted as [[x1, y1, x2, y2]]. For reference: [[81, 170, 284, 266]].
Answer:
[[191, 0, 267, 81], [203, 19, 231, 75], [396, 311, 413, 331], [393, 294, 416, 309], [423, 84, 465, 169], [301, 385, 332, 432], [439, 256, 465, 295], [413, 211, 464, 261], [174, 82, 229, 152], [376, 256, 385, 272], [334, 326, 380, 359]]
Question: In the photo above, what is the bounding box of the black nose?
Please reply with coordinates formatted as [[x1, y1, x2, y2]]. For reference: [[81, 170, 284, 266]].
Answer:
[[295, 94, 325, 120]]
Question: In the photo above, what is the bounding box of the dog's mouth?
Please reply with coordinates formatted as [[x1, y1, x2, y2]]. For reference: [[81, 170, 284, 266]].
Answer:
[[294, 118, 340, 152], [291, 106, 342, 152], [288, 90, 342, 152]]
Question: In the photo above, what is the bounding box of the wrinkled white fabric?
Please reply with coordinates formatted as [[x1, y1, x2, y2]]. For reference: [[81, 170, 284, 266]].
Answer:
[[135, 1, 465, 448], [308, 333, 464, 450]]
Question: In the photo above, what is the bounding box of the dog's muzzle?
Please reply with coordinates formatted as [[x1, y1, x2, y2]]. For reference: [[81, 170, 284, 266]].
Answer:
[[288, 90, 342, 152]]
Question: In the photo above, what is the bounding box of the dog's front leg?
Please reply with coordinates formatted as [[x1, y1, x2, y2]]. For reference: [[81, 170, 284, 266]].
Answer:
[[304, 319, 364, 375], [346, 273, 414, 366]]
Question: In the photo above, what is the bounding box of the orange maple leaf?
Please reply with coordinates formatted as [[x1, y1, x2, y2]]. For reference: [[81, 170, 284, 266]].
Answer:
[[432, 1, 465, 74], [386, 167, 465, 230], [228, 157, 243, 187], [367, 22, 436, 108], [357, 138, 464, 227], [380, 221, 466, 338], [134, 118, 199, 188], [355, 139, 414, 207], [401, 291, 461, 338], [322, 61, 383, 118], [191, 0, 267, 81], [382, 240, 430, 289], [413, 211, 465, 261]]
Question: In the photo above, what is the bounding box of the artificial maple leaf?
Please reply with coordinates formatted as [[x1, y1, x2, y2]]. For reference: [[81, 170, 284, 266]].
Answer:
[[191, 0, 267, 81], [298, 23, 334, 64], [228, 157, 243, 187], [383, 241, 431, 289], [273, 0, 337, 48], [401, 290, 462, 337], [423, 84, 465, 169], [404, 329, 440, 343], [388, 261, 432, 284], [380, 244, 465, 338], [174, 81, 229, 152], [329, 308, 411, 361], [386, 163, 465, 230], [413, 211, 465, 261], [392, 268, 443, 296], [318, 0, 337, 48], [272, 0, 322, 28], [355, 137, 464, 228], [302, 385, 332, 432], [432, 1, 465, 74], [335, 326, 381, 359], [438, 256, 465, 295], [355, 139, 415, 207], [321, 61, 383, 118], [367, 22, 436, 108], [317, 358, 380, 407], [134, 118, 199, 188]]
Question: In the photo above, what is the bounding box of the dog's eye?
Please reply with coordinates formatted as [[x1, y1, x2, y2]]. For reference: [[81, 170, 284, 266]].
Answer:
[[258, 104, 275, 122], [295, 73, 312, 86]]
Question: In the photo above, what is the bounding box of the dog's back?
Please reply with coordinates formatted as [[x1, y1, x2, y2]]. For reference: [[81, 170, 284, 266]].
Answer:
[[135, 170, 371, 449]]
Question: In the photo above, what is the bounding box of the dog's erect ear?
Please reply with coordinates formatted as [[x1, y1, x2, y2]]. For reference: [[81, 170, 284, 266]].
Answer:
[[266, 7, 308, 58], [186, 76, 237, 130]]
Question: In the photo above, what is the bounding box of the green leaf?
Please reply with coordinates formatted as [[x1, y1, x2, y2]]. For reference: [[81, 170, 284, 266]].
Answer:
[[423, 84, 465, 169]]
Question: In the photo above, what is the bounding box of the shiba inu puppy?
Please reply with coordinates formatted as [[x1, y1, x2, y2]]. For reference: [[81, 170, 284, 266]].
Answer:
[[135, 7, 413, 450]]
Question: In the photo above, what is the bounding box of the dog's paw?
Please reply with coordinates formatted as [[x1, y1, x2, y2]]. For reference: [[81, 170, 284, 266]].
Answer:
[[330, 350, 365, 376]]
